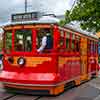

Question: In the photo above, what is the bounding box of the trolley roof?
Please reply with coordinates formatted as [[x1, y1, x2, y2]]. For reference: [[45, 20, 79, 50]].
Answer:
[[64, 23, 98, 39], [2, 12, 98, 39]]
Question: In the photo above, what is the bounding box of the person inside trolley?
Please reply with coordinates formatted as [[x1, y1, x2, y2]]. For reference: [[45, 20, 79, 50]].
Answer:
[[16, 35, 24, 51], [37, 29, 53, 53]]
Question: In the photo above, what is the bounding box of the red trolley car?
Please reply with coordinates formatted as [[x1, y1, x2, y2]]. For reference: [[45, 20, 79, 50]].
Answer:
[[0, 12, 99, 95]]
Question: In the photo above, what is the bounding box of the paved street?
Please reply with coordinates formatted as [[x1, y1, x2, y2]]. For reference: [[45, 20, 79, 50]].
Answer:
[[39, 78, 100, 100], [0, 78, 100, 100]]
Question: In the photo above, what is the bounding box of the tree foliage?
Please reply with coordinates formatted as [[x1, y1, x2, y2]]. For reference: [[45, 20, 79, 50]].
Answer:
[[60, 0, 100, 32]]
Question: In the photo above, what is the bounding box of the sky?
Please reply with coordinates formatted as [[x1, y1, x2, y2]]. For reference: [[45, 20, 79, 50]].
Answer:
[[0, 0, 75, 25]]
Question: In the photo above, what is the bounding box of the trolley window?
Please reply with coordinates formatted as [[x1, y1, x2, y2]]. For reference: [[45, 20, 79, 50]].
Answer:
[[94, 42, 97, 54], [59, 31, 65, 47], [58, 30, 66, 52], [98, 39, 100, 52], [66, 32, 70, 50], [75, 35, 80, 52], [88, 40, 91, 54], [15, 29, 32, 52], [5, 30, 12, 54], [37, 28, 53, 53], [72, 34, 75, 51], [90, 40, 94, 54]]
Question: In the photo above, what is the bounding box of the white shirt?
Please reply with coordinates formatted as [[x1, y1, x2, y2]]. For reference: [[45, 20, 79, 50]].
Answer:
[[37, 36, 47, 52]]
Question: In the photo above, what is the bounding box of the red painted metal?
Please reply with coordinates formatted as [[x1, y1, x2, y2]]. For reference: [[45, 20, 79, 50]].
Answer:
[[0, 71, 59, 84], [53, 25, 60, 51], [0, 23, 98, 95], [87, 39, 98, 73], [32, 29, 36, 52]]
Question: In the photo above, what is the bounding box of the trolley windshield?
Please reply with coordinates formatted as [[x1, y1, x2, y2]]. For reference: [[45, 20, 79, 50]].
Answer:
[[15, 29, 32, 52], [5, 30, 12, 54], [5, 27, 53, 54], [5, 29, 32, 53]]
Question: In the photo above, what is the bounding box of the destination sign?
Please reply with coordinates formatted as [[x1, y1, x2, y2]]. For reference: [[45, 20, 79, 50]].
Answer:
[[12, 12, 39, 22]]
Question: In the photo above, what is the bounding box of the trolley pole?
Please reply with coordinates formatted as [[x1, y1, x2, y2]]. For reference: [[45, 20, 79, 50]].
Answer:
[[25, 0, 27, 13]]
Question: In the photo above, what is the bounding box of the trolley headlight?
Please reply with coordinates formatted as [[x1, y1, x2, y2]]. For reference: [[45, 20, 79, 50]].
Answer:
[[17, 57, 26, 66]]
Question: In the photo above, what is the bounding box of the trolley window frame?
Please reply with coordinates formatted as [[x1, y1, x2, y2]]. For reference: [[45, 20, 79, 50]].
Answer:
[[58, 28, 81, 55], [4, 24, 56, 55]]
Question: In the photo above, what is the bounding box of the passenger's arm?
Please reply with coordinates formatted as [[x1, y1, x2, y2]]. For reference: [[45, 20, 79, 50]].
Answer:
[[37, 36, 47, 52]]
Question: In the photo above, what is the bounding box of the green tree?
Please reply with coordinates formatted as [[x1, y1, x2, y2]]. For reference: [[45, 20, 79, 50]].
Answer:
[[60, 0, 100, 32]]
